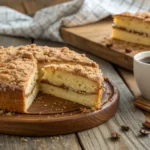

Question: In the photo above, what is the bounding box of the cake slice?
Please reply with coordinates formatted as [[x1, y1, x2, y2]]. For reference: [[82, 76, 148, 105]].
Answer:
[[40, 64, 103, 109], [112, 12, 150, 46], [0, 48, 38, 113]]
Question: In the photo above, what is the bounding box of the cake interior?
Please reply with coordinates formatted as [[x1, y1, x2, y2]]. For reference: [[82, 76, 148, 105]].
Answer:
[[41, 84, 102, 108], [24, 68, 39, 112], [112, 28, 150, 46], [25, 84, 39, 111], [112, 12, 150, 46], [42, 65, 99, 93], [40, 64, 103, 109], [113, 15, 150, 35]]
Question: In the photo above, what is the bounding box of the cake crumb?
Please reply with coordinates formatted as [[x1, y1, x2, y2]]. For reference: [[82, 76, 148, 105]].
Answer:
[[0, 110, 4, 114], [125, 48, 132, 53], [107, 92, 110, 95], [34, 139, 40, 142], [92, 62, 98, 68], [21, 138, 28, 142], [6, 112, 12, 116], [80, 107, 92, 113], [30, 43, 36, 48], [105, 43, 113, 48], [47, 116, 52, 118], [104, 77, 110, 81], [81, 54, 86, 57]]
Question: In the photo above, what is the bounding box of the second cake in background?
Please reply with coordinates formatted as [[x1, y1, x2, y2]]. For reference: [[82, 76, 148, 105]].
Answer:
[[112, 12, 150, 46]]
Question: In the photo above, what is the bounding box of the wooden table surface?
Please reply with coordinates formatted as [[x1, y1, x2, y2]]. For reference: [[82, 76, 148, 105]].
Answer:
[[0, 35, 150, 150]]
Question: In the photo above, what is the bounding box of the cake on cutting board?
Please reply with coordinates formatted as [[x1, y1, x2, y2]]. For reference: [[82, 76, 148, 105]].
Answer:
[[112, 12, 150, 46], [0, 44, 104, 113]]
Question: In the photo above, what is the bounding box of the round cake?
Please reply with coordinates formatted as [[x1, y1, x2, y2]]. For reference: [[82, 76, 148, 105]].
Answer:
[[0, 44, 104, 113]]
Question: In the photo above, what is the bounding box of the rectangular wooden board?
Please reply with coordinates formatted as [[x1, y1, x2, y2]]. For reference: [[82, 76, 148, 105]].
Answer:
[[61, 17, 150, 71]]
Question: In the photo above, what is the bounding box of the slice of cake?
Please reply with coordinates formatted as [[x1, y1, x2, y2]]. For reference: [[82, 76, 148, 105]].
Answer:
[[0, 48, 38, 112], [40, 64, 103, 109], [112, 12, 150, 46]]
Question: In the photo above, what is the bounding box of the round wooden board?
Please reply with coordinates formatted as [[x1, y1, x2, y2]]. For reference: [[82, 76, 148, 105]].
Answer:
[[0, 80, 119, 136]]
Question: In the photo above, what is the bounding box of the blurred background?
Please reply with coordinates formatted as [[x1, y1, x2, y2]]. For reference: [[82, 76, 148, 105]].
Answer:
[[0, 0, 70, 15]]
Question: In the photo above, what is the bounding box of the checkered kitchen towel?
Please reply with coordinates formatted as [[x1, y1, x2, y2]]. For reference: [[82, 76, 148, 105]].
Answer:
[[0, 0, 149, 42]]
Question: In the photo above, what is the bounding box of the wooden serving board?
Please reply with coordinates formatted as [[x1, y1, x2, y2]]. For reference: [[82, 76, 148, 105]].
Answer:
[[61, 17, 150, 71], [0, 80, 119, 136]]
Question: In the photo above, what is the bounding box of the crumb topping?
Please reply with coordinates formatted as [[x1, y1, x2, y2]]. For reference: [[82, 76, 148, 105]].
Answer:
[[0, 47, 37, 90], [115, 12, 150, 21], [44, 64, 104, 84], [16, 45, 98, 67]]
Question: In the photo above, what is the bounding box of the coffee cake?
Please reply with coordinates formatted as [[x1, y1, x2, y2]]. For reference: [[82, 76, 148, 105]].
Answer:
[[0, 44, 104, 113], [112, 12, 150, 46]]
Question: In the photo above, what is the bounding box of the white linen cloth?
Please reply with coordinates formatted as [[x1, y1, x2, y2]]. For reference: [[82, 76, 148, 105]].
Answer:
[[0, 0, 149, 42]]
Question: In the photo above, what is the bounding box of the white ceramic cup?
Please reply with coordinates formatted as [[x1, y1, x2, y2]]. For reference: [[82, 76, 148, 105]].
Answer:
[[134, 51, 150, 100]]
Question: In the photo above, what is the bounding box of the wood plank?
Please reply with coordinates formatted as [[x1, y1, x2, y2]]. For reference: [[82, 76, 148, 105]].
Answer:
[[117, 68, 141, 98], [117, 68, 150, 128], [0, 36, 31, 47], [0, 134, 81, 150], [35, 40, 150, 150], [0, 0, 26, 14], [0, 36, 81, 150], [61, 17, 150, 71]]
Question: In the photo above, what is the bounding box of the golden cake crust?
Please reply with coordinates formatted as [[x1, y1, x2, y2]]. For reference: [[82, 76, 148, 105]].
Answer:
[[44, 64, 103, 85], [0, 88, 24, 112], [115, 12, 150, 22], [16, 44, 98, 68], [0, 47, 37, 91]]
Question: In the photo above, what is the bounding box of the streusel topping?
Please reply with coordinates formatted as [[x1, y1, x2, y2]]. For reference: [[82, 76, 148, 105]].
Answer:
[[17, 44, 98, 67], [115, 12, 150, 21], [44, 64, 103, 85], [0, 47, 37, 90], [0, 44, 101, 91]]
